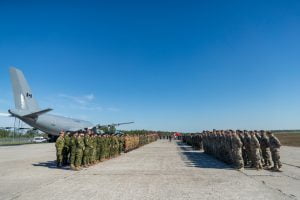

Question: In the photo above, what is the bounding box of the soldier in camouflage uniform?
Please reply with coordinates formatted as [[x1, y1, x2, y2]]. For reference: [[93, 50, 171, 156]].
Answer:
[[226, 131, 233, 164], [260, 131, 272, 168], [90, 132, 97, 165], [55, 131, 65, 168], [62, 132, 71, 166], [255, 131, 264, 166], [243, 131, 252, 166], [118, 134, 124, 154], [232, 131, 244, 170], [103, 134, 109, 159], [250, 131, 263, 170], [83, 131, 92, 167], [96, 134, 102, 162], [267, 131, 282, 171], [75, 132, 85, 170], [113, 134, 120, 157], [69, 132, 78, 170], [100, 134, 106, 161]]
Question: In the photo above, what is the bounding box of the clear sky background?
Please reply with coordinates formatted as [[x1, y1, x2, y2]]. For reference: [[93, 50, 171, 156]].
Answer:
[[0, 1, 300, 132]]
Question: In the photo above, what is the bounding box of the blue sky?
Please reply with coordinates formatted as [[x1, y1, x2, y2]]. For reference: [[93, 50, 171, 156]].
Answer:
[[0, 1, 300, 132]]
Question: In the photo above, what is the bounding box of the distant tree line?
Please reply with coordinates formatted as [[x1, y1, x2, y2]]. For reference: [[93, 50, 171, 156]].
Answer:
[[122, 130, 176, 137], [0, 129, 46, 138]]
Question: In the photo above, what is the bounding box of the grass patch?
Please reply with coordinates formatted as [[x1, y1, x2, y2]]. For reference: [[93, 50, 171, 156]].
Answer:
[[274, 132, 300, 147]]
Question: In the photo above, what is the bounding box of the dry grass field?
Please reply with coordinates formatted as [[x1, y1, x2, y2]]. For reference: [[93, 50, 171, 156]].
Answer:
[[275, 132, 300, 147]]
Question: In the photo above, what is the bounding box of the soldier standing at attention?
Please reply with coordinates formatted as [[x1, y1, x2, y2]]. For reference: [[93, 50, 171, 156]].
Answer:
[[255, 130, 264, 166], [243, 131, 252, 167], [260, 130, 272, 169], [69, 132, 78, 170], [62, 131, 71, 166], [55, 131, 65, 168], [250, 131, 263, 170], [267, 131, 282, 172], [232, 131, 244, 170], [83, 130, 91, 167], [75, 131, 85, 171], [91, 132, 97, 165]]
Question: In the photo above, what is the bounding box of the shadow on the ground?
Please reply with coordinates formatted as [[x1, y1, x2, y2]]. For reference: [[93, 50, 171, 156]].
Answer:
[[32, 160, 71, 170], [177, 142, 232, 169]]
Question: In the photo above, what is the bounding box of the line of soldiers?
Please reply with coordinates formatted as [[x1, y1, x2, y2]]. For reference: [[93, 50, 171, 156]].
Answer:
[[55, 129, 158, 170], [182, 130, 282, 171]]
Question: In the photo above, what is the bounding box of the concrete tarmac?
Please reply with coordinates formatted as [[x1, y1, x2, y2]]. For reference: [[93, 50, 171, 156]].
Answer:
[[0, 140, 299, 200]]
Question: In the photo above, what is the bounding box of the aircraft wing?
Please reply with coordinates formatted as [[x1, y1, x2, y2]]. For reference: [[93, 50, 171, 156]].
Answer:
[[0, 127, 34, 130], [96, 122, 134, 128]]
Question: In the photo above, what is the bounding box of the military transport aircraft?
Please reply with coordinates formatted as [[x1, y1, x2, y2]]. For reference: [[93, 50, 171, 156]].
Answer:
[[5, 67, 133, 140]]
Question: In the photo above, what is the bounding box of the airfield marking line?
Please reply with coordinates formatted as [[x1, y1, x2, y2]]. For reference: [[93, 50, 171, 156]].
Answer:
[[283, 162, 300, 169]]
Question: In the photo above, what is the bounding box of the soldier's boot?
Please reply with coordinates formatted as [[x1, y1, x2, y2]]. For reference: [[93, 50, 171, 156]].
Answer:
[[255, 164, 261, 170], [70, 164, 75, 170], [237, 167, 244, 171], [273, 163, 282, 172], [74, 167, 80, 171], [57, 162, 63, 168]]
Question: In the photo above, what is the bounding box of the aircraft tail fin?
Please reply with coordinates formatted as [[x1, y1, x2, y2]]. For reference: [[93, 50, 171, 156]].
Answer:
[[9, 67, 40, 111]]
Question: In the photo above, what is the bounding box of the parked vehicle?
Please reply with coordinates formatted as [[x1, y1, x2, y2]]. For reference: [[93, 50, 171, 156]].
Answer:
[[32, 137, 47, 143]]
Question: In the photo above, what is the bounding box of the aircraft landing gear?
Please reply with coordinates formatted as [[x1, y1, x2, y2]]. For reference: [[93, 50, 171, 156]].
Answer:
[[48, 134, 58, 142]]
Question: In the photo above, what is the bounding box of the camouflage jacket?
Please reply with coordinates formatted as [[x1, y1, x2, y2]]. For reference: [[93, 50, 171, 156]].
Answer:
[[260, 136, 270, 149], [55, 136, 65, 149], [76, 136, 85, 150], [269, 136, 281, 149], [250, 136, 260, 149], [84, 135, 93, 149], [232, 135, 243, 149], [70, 136, 76, 148], [64, 135, 71, 147]]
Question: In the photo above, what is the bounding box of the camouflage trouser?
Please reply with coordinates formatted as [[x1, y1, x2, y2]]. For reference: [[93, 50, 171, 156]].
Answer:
[[119, 142, 123, 154], [259, 148, 264, 165], [70, 146, 76, 166], [56, 148, 63, 165], [83, 147, 90, 165], [271, 148, 282, 169], [242, 148, 248, 165], [104, 145, 109, 158], [109, 145, 114, 158], [75, 148, 83, 167], [96, 146, 101, 161], [91, 147, 96, 163], [233, 148, 244, 169], [245, 147, 251, 166], [62, 146, 70, 165], [227, 148, 233, 164], [262, 148, 272, 167], [251, 148, 262, 169], [100, 146, 105, 160]]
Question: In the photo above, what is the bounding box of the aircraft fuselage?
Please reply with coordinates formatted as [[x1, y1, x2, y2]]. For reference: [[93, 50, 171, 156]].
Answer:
[[16, 114, 94, 136]]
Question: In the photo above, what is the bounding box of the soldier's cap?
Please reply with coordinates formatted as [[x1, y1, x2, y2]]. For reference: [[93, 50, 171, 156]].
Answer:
[[266, 131, 272, 135]]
